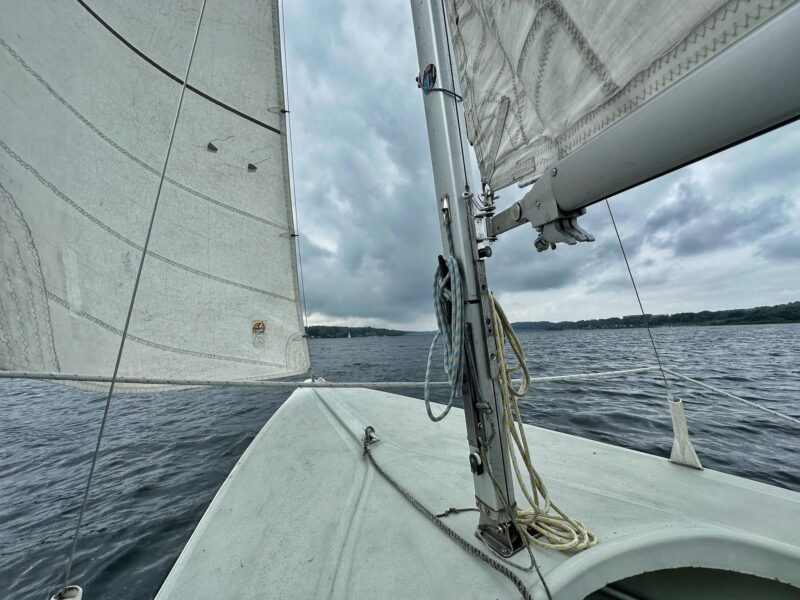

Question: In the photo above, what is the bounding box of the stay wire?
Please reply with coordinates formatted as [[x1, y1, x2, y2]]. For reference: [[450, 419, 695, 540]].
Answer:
[[279, 0, 310, 334], [605, 199, 672, 396], [59, 0, 209, 591]]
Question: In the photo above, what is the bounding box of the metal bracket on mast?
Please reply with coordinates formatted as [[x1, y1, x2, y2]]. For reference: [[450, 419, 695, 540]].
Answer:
[[410, 0, 526, 557], [489, 168, 595, 251]]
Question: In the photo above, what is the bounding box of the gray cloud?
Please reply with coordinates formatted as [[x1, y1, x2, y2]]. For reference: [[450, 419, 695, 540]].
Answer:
[[284, 1, 800, 328], [285, 0, 443, 325], [644, 183, 794, 257], [759, 232, 800, 261]]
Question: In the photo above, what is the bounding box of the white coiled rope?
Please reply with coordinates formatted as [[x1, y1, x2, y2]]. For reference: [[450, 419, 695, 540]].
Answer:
[[490, 292, 597, 552]]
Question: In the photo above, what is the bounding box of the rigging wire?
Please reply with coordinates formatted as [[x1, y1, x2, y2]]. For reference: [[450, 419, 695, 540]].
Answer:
[[312, 387, 537, 599], [3, 526, 110, 559], [5, 368, 792, 425], [605, 199, 673, 397], [279, 0, 310, 335], [335, 402, 534, 600], [57, 0, 209, 592]]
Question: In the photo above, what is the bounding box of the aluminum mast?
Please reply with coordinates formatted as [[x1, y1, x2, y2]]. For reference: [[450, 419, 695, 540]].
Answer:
[[409, 0, 525, 555]]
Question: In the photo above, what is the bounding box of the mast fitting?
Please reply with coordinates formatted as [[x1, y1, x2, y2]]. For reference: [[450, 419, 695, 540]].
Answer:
[[489, 169, 595, 251]]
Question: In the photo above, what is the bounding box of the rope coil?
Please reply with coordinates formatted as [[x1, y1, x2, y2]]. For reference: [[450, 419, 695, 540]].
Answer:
[[422, 222, 596, 551], [423, 255, 464, 421], [491, 292, 597, 552]]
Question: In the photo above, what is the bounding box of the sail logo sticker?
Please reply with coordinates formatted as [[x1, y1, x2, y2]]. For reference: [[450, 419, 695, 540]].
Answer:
[[252, 321, 266, 334]]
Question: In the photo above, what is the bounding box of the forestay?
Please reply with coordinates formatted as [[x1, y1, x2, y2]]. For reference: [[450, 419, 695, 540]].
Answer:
[[446, 0, 796, 190], [0, 0, 309, 384]]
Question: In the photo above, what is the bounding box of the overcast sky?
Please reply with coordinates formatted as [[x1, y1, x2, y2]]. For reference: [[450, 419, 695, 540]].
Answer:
[[283, 0, 799, 330]]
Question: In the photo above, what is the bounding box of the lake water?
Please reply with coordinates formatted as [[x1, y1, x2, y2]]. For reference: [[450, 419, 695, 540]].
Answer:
[[1, 324, 798, 598]]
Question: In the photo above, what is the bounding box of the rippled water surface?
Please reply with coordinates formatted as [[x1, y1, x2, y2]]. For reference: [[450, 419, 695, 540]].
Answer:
[[2, 324, 798, 598]]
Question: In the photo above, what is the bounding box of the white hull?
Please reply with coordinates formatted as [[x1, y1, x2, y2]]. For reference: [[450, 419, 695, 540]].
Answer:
[[157, 388, 800, 599]]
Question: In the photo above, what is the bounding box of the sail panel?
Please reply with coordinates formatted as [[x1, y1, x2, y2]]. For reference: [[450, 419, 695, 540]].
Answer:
[[0, 0, 310, 383], [447, 0, 795, 190], [84, 0, 284, 128]]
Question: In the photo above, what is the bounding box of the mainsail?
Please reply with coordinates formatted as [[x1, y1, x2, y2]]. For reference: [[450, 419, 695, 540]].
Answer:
[[446, 0, 797, 190], [0, 0, 310, 383]]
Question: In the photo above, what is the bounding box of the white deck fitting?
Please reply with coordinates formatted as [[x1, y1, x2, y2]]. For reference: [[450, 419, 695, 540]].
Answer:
[[156, 388, 800, 599]]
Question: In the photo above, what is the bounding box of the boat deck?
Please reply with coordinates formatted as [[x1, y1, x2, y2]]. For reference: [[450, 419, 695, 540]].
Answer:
[[156, 387, 800, 599]]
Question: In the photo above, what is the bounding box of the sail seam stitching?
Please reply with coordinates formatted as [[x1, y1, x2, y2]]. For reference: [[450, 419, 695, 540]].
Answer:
[[0, 216, 34, 367], [45, 292, 283, 367], [0, 139, 294, 302], [73, 0, 282, 136], [0, 182, 61, 370], [0, 38, 289, 232], [557, 0, 784, 157], [453, 0, 784, 188], [276, 0, 312, 372], [0, 214, 49, 368], [519, 1, 619, 95]]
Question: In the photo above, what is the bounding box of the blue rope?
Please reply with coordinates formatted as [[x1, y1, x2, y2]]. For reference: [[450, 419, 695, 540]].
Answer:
[[424, 226, 464, 421]]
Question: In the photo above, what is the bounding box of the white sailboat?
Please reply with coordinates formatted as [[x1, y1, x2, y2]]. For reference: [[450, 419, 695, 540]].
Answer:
[[1, 0, 799, 599]]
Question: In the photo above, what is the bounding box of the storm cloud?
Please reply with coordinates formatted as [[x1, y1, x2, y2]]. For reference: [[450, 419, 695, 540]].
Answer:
[[284, 0, 800, 328]]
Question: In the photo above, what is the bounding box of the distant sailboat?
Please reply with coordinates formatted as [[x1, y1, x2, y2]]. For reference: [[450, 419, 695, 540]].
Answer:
[[1, 0, 799, 599]]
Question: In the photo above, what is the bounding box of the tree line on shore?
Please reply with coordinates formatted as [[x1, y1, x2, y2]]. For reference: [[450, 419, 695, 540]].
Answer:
[[512, 301, 800, 331], [309, 301, 799, 336], [306, 326, 406, 338]]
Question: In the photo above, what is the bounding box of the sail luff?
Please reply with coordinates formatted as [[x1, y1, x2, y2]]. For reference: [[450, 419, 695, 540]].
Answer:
[[274, 0, 310, 353]]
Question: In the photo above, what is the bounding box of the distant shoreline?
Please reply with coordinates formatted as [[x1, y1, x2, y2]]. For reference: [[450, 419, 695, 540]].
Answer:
[[306, 325, 406, 339], [310, 301, 798, 336], [511, 301, 799, 332], [512, 318, 799, 332]]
